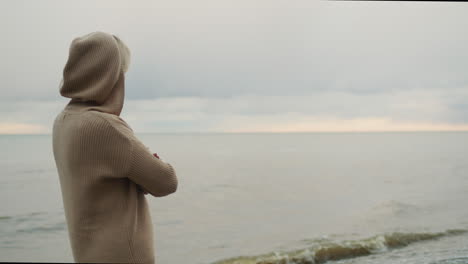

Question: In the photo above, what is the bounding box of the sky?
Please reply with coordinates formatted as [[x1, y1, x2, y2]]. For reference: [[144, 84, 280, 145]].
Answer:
[[2, 0, 468, 133]]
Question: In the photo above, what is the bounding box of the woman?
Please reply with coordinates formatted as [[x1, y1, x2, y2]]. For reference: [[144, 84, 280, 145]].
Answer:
[[52, 31, 178, 264]]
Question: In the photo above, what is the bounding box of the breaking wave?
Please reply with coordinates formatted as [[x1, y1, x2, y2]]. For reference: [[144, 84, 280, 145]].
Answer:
[[211, 229, 467, 264]]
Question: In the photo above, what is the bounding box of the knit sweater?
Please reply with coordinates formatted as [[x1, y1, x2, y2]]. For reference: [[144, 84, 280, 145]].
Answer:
[[52, 31, 178, 264]]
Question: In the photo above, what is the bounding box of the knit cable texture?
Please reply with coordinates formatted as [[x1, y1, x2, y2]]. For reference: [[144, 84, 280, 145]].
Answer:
[[53, 31, 178, 264]]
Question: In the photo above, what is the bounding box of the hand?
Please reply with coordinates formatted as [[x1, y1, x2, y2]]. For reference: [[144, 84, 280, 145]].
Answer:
[[153, 153, 160, 159], [138, 185, 149, 195]]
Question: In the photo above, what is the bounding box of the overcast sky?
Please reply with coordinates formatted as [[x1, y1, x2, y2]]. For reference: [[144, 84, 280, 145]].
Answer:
[[2, 0, 468, 133]]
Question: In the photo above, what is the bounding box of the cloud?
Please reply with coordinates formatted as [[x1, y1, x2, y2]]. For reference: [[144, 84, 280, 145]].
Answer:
[[1, 0, 468, 133], [0, 123, 48, 134], [214, 115, 468, 133], [0, 86, 467, 134], [119, 88, 468, 132], [2, 0, 468, 101]]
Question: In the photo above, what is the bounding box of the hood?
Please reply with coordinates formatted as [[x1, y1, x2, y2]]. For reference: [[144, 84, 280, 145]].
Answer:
[[59, 31, 131, 116]]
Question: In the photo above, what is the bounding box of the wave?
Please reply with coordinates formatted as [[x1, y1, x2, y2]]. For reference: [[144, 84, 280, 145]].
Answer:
[[368, 200, 422, 217], [211, 229, 467, 264], [0, 211, 66, 234], [16, 221, 66, 233], [432, 257, 468, 264]]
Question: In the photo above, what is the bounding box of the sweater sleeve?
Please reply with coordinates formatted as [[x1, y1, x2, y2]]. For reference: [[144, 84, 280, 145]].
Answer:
[[101, 113, 178, 197], [127, 136, 178, 197]]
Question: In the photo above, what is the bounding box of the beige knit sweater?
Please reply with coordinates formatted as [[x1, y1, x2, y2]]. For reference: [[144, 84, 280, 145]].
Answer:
[[52, 31, 178, 264]]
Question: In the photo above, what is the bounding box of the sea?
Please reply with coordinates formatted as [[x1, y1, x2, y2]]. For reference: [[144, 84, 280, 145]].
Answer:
[[1, 132, 467, 264]]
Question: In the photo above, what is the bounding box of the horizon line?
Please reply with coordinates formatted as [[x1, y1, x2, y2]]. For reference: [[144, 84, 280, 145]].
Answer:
[[2, 130, 468, 136]]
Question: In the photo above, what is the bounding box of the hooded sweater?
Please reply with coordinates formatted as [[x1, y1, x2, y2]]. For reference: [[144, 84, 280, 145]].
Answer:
[[52, 31, 178, 264]]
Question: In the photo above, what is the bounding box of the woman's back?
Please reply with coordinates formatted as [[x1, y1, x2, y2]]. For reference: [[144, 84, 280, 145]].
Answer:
[[52, 31, 177, 264]]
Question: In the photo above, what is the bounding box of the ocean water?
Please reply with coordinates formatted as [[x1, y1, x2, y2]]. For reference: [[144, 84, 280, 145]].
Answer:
[[0, 132, 468, 264]]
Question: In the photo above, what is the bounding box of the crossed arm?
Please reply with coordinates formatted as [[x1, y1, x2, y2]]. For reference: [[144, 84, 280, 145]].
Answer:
[[126, 136, 178, 197], [138, 153, 161, 195]]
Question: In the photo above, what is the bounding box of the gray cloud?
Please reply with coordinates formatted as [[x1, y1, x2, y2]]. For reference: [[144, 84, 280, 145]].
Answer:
[[0, 87, 467, 133], [1, 0, 468, 132]]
